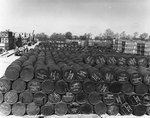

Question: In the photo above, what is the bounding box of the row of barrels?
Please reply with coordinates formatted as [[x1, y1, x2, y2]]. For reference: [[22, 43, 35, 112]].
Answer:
[[1, 45, 150, 116]]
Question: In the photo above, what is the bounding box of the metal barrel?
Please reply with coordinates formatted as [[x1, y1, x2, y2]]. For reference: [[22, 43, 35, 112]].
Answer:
[[12, 79, 26, 93], [0, 102, 11, 116], [107, 105, 119, 116], [121, 82, 134, 94], [109, 82, 122, 94], [41, 102, 54, 116], [67, 102, 80, 114], [55, 80, 68, 95], [114, 93, 126, 105], [106, 55, 117, 65], [80, 103, 93, 114], [103, 93, 115, 105], [4, 64, 21, 81], [96, 82, 109, 94], [83, 80, 96, 94], [12, 102, 25, 116], [48, 92, 61, 104], [88, 67, 103, 82], [117, 56, 127, 66], [134, 83, 148, 95], [4, 90, 18, 104], [128, 94, 142, 106], [41, 80, 54, 94], [19, 90, 33, 104], [33, 91, 47, 106], [137, 56, 148, 67], [146, 106, 150, 115], [142, 94, 150, 106], [132, 104, 146, 116], [0, 78, 11, 93], [69, 80, 82, 94], [0, 91, 3, 103], [27, 79, 41, 93], [62, 92, 75, 103], [55, 102, 68, 115], [127, 56, 137, 66], [95, 54, 106, 66], [20, 65, 34, 82], [26, 102, 40, 115], [94, 101, 107, 115], [76, 91, 87, 104], [120, 102, 133, 115], [88, 91, 102, 105]]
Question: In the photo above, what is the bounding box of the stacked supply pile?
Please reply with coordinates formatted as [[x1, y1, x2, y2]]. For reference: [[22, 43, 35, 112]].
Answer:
[[0, 42, 150, 117]]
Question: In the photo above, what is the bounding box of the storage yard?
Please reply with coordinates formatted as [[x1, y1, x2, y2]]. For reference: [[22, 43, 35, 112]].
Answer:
[[0, 40, 150, 118]]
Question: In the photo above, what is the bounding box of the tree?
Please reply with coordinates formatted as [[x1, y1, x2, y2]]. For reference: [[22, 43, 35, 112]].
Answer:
[[139, 33, 149, 40], [65, 32, 72, 40], [133, 32, 138, 38], [114, 33, 120, 39], [120, 31, 126, 39], [36, 33, 48, 41], [103, 29, 114, 39]]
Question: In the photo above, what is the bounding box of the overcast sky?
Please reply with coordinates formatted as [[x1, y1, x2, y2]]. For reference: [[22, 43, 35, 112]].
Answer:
[[0, 0, 150, 36]]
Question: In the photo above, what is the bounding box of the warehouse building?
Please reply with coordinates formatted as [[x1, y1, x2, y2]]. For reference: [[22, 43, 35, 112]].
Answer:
[[0, 31, 15, 52], [113, 38, 150, 56]]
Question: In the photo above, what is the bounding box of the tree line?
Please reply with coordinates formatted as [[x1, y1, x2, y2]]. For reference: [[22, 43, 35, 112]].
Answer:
[[35, 29, 150, 41]]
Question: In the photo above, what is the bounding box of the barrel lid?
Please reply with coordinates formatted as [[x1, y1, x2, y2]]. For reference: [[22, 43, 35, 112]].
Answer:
[[0, 102, 11, 116], [69, 81, 82, 94], [62, 92, 75, 103], [41, 102, 54, 116], [76, 91, 87, 104], [117, 71, 129, 83], [109, 82, 122, 94], [4, 90, 18, 104], [55, 102, 68, 115], [117, 56, 127, 66], [19, 90, 33, 104], [76, 69, 88, 81], [0, 79, 11, 93], [28, 79, 41, 93], [88, 92, 102, 105], [134, 83, 148, 95], [41, 80, 54, 94], [96, 82, 109, 94], [107, 105, 119, 116], [103, 93, 115, 105], [128, 94, 142, 106], [106, 56, 117, 65], [12, 79, 26, 93], [33, 91, 47, 106], [115, 93, 126, 105], [80, 103, 93, 114], [130, 72, 143, 85], [26, 102, 40, 115], [49, 69, 61, 81], [83, 80, 96, 93], [68, 102, 80, 114], [143, 74, 150, 85], [121, 82, 134, 94], [142, 94, 150, 106], [120, 102, 133, 115], [48, 92, 61, 104], [133, 104, 146, 116], [137, 57, 148, 67], [94, 102, 107, 115], [55, 80, 68, 94], [63, 68, 76, 82], [12, 102, 25, 116], [127, 57, 137, 66]]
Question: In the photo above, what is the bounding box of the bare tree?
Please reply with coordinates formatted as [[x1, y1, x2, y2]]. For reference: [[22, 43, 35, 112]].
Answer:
[[120, 31, 126, 39], [139, 33, 149, 40], [103, 29, 114, 39]]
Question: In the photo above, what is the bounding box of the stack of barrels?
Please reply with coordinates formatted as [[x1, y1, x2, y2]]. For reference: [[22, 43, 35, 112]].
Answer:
[[0, 42, 150, 117]]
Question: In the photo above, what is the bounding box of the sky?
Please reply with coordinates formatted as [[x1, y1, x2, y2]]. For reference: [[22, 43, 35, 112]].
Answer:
[[0, 0, 150, 36]]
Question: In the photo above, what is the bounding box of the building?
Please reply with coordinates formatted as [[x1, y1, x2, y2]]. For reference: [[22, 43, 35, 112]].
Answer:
[[0, 31, 15, 51], [113, 38, 150, 56]]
